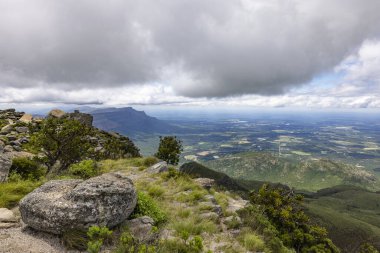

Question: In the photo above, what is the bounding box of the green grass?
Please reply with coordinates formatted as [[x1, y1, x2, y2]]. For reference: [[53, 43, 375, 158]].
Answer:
[[304, 186, 380, 251], [0, 180, 43, 208]]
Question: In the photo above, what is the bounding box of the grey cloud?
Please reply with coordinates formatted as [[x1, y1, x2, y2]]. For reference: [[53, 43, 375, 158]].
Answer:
[[0, 0, 380, 97]]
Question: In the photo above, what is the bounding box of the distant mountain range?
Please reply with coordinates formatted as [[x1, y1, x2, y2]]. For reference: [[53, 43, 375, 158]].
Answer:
[[82, 107, 180, 136]]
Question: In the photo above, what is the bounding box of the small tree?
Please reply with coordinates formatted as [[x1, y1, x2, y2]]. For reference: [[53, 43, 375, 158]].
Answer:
[[31, 117, 91, 173], [155, 136, 183, 165]]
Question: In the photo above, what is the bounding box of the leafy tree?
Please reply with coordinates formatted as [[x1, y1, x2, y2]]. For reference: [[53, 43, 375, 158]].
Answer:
[[155, 136, 183, 165], [10, 157, 46, 180], [31, 117, 91, 173], [359, 243, 379, 253], [250, 184, 340, 253]]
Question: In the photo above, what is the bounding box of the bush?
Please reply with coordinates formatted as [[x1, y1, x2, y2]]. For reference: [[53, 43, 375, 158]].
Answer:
[[68, 160, 98, 179], [249, 184, 340, 253], [131, 192, 167, 225], [10, 157, 45, 180], [115, 230, 157, 253], [242, 233, 265, 251], [86, 226, 113, 253], [143, 156, 159, 167]]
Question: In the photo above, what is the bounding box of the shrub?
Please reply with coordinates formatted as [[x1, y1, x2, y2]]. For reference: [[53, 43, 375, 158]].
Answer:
[[10, 157, 45, 180], [131, 192, 167, 225], [86, 226, 113, 253], [68, 160, 98, 179], [115, 230, 157, 253], [143, 156, 159, 167], [242, 233, 265, 251], [249, 184, 340, 253]]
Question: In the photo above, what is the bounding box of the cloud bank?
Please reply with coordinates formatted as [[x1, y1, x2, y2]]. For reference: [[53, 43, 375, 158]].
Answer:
[[0, 0, 379, 107]]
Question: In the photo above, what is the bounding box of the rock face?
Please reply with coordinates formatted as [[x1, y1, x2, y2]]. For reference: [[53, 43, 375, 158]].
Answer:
[[0, 154, 12, 182], [19, 172, 137, 234]]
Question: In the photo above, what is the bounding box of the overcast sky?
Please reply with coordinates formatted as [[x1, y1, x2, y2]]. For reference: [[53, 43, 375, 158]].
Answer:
[[0, 0, 380, 109]]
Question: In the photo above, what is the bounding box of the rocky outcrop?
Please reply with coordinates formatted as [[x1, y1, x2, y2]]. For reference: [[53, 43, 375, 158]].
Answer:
[[0, 154, 12, 182], [19, 172, 137, 234], [47, 109, 93, 127], [67, 110, 93, 127]]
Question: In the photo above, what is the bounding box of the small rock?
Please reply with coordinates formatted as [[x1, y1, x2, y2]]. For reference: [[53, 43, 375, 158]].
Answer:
[[7, 135, 17, 141], [18, 137, 29, 144], [0, 222, 20, 229], [15, 126, 29, 133], [147, 161, 168, 173], [0, 208, 17, 223], [194, 178, 215, 190], [124, 216, 155, 242], [3, 145, 13, 153], [19, 114, 33, 123], [1, 125, 13, 134]]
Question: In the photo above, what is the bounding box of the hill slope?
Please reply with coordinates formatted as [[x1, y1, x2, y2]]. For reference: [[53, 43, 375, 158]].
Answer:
[[90, 107, 179, 136], [204, 152, 379, 191], [304, 185, 380, 252]]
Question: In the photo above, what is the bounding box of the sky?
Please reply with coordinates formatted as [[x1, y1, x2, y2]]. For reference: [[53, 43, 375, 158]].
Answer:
[[0, 0, 380, 110]]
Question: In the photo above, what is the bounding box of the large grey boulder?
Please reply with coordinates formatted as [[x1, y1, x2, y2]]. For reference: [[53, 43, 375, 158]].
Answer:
[[19, 172, 137, 234], [0, 154, 11, 182]]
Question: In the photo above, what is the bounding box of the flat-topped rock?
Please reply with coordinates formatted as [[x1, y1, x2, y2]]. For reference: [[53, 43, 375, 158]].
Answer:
[[19, 172, 137, 234]]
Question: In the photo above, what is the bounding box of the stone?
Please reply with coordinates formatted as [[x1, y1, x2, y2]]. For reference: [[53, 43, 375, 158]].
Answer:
[[1, 125, 13, 134], [0, 222, 20, 229], [0, 140, 4, 153], [18, 113, 33, 123], [7, 135, 17, 141], [15, 127, 29, 133], [194, 178, 215, 190], [18, 137, 29, 144], [147, 161, 168, 173], [3, 145, 13, 153], [48, 109, 66, 119], [0, 208, 17, 223], [0, 154, 11, 182], [19, 172, 137, 234], [124, 216, 155, 242]]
